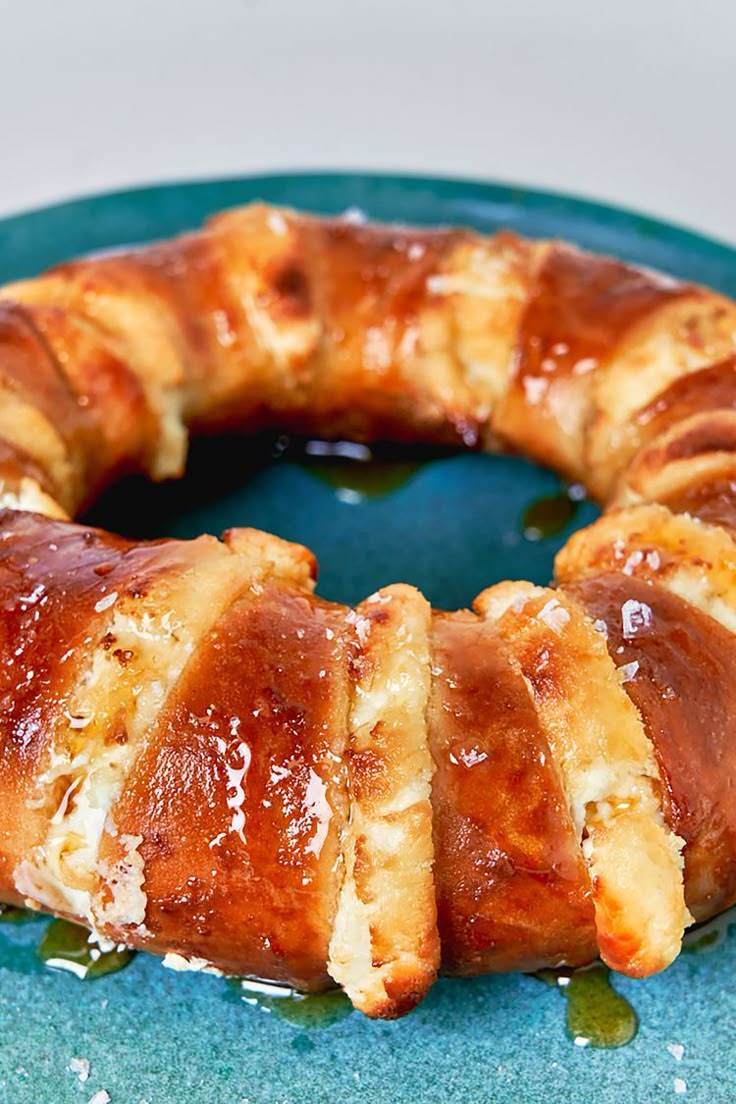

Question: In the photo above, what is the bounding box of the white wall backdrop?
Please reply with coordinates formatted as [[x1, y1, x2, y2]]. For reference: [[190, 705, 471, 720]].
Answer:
[[0, 0, 734, 240]]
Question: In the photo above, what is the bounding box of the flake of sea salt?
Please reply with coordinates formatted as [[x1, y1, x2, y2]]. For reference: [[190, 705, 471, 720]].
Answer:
[[67, 1056, 90, 1082], [88, 1091, 111, 1104], [94, 591, 118, 613]]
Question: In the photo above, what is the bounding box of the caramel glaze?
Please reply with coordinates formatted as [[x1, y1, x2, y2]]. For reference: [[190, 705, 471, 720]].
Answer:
[[97, 582, 350, 989], [623, 411, 736, 495], [24, 302, 157, 503], [3, 211, 709, 515], [497, 244, 689, 477], [633, 356, 736, 440], [296, 218, 474, 444], [0, 511, 250, 913], [0, 299, 156, 508], [660, 417, 736, 464], [2, 206, 736, 1010], [53, 216, 486, 460], [0, 303, 93, 497], [565, 574, 736, 919], [0, 510, 162, 901], [192, 212, 480, 446], [429, 610, 596, 974], [657, 475, 736, 534]]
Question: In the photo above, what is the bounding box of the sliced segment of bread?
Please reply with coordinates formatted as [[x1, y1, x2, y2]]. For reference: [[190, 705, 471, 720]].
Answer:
[[475, 581, 689, 976], [328, 584, 439, 1017]]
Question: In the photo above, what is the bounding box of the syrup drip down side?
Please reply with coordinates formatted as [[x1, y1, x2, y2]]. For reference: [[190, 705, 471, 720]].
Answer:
[[0, 204, 735, 1018]]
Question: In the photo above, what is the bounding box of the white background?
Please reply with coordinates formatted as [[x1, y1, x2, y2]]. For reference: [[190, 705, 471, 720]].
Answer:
[[1, 0, 734, 241]]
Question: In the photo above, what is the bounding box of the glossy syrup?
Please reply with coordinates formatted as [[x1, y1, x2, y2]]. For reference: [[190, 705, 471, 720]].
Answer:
[[0, 903, 37, 924], [286, 438, 424, 501], [0, 910, 135, 980], [37, 919, 135, 979], [682, 905, 736, 954], [0, 905, 732, 1045], [535, 963, 638, 1048], [522, 483, 586, 541], [228, 977, 353, 1028]]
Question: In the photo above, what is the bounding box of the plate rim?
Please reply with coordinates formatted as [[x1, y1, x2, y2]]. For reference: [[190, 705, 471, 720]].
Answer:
[[1, 168, 734, 260]]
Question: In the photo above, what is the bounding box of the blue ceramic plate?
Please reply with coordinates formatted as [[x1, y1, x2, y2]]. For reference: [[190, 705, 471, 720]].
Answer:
[[0, 173, 735, 1104]]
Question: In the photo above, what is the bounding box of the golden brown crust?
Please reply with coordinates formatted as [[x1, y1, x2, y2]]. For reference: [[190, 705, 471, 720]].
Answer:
[[98, 580, 351, 987], [429, 609, 596, 973], [647, 467, 736, 533], [6, 520, 259, 924], [564, 574, 736, 918], [555, 503, 736, 638], [0, 511, 134, 903], [494, 243, 689, 481], [629, 355, 736, 447], [585, 295, 736, 499], [474, 581, 689, 976], [25, 303, 158, 501], [0, 204, 731, 507]]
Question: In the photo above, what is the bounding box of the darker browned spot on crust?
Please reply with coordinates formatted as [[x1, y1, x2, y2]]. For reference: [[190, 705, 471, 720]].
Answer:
[[519, 640, 567, 702], [350, 746, 388, 802], [380, 964, 439, 1018], [107, 721, 129, 746], [125, 579, 151, 600], [93, 562, 116, 577], [365, 607, 390, 627], [352, 834, 373, 891], [269, 263, 312, 317], [565, 573, 736, 918]]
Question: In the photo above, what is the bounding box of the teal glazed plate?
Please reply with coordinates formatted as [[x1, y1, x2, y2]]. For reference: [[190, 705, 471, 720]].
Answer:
[[1, 173, 735, 1104]]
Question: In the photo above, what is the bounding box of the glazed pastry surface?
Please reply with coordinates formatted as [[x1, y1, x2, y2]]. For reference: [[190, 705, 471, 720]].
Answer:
[[1, 203, 735, 1016]]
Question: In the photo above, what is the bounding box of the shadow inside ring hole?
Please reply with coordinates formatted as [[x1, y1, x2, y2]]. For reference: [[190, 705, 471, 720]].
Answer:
[[83, 433, 600, 610]]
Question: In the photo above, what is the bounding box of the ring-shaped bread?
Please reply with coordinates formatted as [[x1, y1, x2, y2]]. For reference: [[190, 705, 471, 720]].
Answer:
[[1, 203, 735, 1017]]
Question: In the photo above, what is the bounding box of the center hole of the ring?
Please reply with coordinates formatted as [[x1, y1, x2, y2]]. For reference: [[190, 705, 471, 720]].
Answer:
[[84, 434, 600, 609]]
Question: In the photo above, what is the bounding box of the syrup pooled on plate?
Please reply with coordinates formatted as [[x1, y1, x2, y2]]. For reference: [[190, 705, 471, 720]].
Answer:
[[0, 904, 37, 924], [682, 905, 736, 954], [521, 483, 586, 541], [228, 977, 353, 1028], [37, 919, 135, 980], [535, 964, 638, 1048], [290, 438, 425, 501]]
